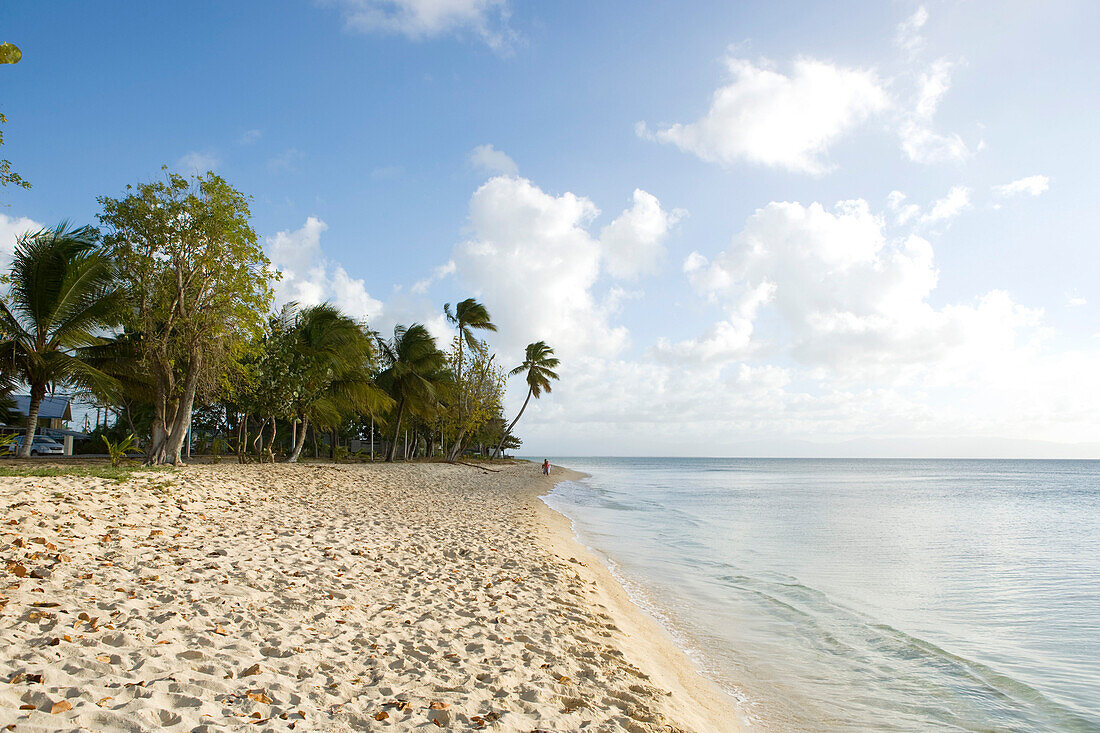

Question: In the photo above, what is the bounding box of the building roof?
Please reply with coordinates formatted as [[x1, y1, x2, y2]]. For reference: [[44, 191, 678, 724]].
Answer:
[[10, 394, 73, 421]]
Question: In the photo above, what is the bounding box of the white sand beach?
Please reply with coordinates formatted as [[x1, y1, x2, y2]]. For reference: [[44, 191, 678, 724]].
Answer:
[[0, 462, 739, 732]]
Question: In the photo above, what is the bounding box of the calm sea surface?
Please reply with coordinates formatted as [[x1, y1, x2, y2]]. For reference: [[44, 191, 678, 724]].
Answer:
[[541, 458, 1100, 732]]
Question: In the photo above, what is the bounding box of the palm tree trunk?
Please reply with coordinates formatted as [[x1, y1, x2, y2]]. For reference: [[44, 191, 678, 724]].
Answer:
[[386, 398, 406, 462], [287, 415, 309, 463], [18, 384, 45, 458], [493, 386, 533, 459]]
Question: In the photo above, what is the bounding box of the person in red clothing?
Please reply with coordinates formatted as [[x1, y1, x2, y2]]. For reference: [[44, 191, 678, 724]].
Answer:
[[542, 459, 550, 475]]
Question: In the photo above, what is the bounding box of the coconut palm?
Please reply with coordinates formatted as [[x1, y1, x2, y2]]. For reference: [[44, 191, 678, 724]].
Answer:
[[283, 303, 391, 462], [376, 324, 450, 462], [492, 341, 559, 459], [443, 298, 496, 460], [444, 298, 496, 386], [0, 223, 123, 456]]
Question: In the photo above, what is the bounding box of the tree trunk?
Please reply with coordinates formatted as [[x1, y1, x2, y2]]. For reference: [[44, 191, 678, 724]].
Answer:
[[253, 417, 267, 461], [162, 350, 202, 465], [149, 388, 169, 463], [386, 399, 406, 462], [447, 426, 467, 461], [311, 424, 318, 459], [18, 384, 45, 458], [239, 412, 249, 464], [493, 386, 533, 459], [287, 415, 309, 463], [265, 418, 278, 463]]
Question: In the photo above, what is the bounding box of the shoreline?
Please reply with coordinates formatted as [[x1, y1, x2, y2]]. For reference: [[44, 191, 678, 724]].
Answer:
[[1, 460, 744, 732], [528, 465, 746, 732]]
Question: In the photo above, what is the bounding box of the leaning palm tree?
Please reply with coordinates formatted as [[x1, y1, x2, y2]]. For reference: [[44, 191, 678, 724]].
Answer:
[[0, 223, 123, 456], [444, 298, 496, 387], [375, 324, 449, 462], [492, 341, 559, 459], [284, 303, 391, 462]]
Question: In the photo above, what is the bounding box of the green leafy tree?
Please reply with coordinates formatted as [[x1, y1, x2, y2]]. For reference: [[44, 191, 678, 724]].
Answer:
[[443, 298, 496, 460], [439, 335, 505, 459], [239, 310, 298, 462], [0, 223, 123, 457], [492, 341, 559, 459], [376, 324, 449, 462], [98, 169, 275, 465]]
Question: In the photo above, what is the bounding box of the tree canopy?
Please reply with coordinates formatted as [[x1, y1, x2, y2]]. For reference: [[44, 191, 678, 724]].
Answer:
[[97, 169, 275, 464]]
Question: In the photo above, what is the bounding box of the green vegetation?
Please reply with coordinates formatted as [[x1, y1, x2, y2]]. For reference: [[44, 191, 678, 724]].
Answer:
[[0, 43, 21, 65], [376, 324, 450, 462], [0, 464, 170, 480], [98, 170, 275, 465], [102, 433, 136, 467], [0, 168, 557, 465], [0, 224, 123, 456], [493, 341, 559, 459]]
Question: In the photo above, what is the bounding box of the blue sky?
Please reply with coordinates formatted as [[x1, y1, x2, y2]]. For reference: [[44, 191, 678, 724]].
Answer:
[[2, 1, 1098, 455]]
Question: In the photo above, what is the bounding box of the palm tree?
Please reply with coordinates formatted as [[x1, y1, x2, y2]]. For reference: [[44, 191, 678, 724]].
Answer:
[[376, 324, 449, 462], [283, 303, 391, 462], [0, 223, 122, 457], [443, 298, 496, 460], [492, 341, 559, 459], [444, 298, 496, 387]]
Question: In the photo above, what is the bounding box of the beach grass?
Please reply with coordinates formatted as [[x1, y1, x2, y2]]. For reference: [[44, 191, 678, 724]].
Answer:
[[0, 463, 172, 480]]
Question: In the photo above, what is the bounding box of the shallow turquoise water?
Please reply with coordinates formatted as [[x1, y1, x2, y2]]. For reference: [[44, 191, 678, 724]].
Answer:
[[542, 458, 1100, 732]]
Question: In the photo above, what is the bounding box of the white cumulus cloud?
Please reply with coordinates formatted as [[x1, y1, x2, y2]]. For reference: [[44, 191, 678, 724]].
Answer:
[[599, 189, 684, 280], [0, 213, 44, 272], [265, 216, 383, 322], [448, 175, 681, 361], [450, 176, 619, 360], [680, 197, 1037, 372], [640, 56, 888, 175]]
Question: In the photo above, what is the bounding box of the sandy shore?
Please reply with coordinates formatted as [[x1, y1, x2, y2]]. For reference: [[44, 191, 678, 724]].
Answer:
[[0, 461, 740, 732]]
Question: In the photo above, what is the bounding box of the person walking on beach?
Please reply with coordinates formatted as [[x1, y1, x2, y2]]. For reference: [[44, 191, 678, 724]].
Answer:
[[543, 459, 550, 475]]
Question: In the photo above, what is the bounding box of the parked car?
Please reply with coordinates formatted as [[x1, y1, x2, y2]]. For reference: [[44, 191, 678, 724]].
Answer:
[[5, 435, 65, 456]]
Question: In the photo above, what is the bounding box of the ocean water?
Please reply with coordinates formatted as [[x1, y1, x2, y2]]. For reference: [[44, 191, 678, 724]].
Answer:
[[541, 458, 1100, 732]]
